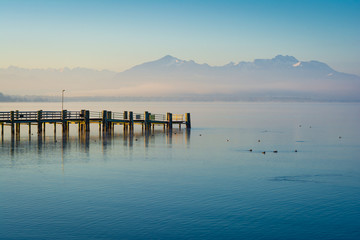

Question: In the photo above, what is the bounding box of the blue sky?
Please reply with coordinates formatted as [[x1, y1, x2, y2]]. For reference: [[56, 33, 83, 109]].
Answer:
[[1, 0, 359, 75]]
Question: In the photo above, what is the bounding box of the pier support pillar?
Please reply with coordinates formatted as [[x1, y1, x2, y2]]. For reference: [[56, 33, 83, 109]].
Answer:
[[37, 110, 43, 135], [15, 110, 20, 137], [123, 111, 128, 132], [15, 123, 20, 136], [43, 122, 46, 136], [107, 111, 112, 133], [85, 110, 90, 132], [185, 113, 191, 129], [144, 111, 150, 132], [102, 110, 108, 133], [129, 111, 134, 132], [10, 111, 15, 136], [62, 110, 68, 134], [167, 112, 173, 131]]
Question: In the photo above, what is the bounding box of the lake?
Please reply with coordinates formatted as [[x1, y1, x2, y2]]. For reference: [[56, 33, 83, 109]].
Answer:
[[1, 102, 360, 240]]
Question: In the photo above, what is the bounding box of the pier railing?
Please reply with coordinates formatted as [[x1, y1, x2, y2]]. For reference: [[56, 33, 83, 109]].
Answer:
[[134, 113, 144, 120], [150, 113, 166, 121], [15, 111, 38, 120], [0, 112, 11, 120], [172, 114, 184, 121], [90, 111, 102, 119], [42, 111, 62, 120], [66, 111, 82, 119], [0, 109, 191, 137], [112, 112, 124, 120]]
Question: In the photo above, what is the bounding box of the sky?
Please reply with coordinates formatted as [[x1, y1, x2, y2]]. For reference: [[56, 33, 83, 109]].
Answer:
[[0, 0, 359, 75]]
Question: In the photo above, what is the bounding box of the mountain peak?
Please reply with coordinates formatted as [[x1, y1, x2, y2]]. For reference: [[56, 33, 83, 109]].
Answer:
[[157, 55, 180, 62], [272, 55, 298, 64]]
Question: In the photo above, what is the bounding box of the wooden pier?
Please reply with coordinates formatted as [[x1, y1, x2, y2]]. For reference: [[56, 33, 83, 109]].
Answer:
[[0, 110, 191, 138]]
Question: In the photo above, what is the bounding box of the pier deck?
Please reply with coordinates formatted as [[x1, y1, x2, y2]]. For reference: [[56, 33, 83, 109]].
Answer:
[[0, 110, 191, 138]]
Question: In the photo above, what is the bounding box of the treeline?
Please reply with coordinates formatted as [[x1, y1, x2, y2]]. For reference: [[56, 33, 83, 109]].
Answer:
[[0, 92, 54, 102], [0, 92, 17, 101]]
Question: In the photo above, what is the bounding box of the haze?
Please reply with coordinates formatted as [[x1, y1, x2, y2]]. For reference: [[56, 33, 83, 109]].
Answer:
[[0, 0, 359, 100]]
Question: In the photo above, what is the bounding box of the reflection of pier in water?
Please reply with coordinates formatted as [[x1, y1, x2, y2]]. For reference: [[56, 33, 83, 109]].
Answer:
[[1, 128, 191, 164]]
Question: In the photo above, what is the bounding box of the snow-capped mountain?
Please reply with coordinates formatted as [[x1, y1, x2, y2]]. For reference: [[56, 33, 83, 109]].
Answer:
[[1, 55, 359, 101], [110, 55, 360, 100]]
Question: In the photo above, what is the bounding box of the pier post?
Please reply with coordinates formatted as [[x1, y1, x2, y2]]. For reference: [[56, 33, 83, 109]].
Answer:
[[123, 111, 128, 132], [37, 110, 43, 135], [144, 111, 150, 132], [129, 111, 134, 132], [107, 111, 112, 133], [85, 110, 90, 132], [185, 113, 191, 129], [80, 110, 85, 133], [78, 122, 81, 134], [167, 112, 173, 131], [102, 110, 107, 132], [1, 123, 4, 139], [62, 110, 68, 134], [53, 123, 56, 135], [10, 111, 15, 136], [15, 110, 20, 137], [29, 123, 31, 135]]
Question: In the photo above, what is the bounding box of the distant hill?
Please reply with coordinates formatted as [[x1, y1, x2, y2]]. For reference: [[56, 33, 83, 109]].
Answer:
[[1, 55, 360, 101], [111, 55, 360, 101]]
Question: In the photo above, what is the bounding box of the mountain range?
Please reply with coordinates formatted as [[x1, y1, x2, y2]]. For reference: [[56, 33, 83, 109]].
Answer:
[[1, 55, 360, 101]]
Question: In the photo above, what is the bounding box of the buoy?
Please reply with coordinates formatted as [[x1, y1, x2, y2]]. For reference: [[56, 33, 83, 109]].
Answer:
[[273, 150, 278, 153], [262, 151, 266, 154], [249, 149, 253, 152], [295, 149, 298, 152]]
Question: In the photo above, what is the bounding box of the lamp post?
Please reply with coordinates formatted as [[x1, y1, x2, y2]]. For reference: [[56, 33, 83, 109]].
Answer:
[[62, 90, 65, 111]]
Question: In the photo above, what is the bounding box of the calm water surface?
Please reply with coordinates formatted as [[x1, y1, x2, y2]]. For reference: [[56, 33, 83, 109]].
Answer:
[[1, 102, 360, 240]]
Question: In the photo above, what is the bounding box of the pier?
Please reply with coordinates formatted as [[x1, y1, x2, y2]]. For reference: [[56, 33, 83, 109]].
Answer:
[[0, 110, 191, 138]]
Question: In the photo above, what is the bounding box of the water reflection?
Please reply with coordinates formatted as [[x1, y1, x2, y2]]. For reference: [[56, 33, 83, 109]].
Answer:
[[0, 129, 191, 168]]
